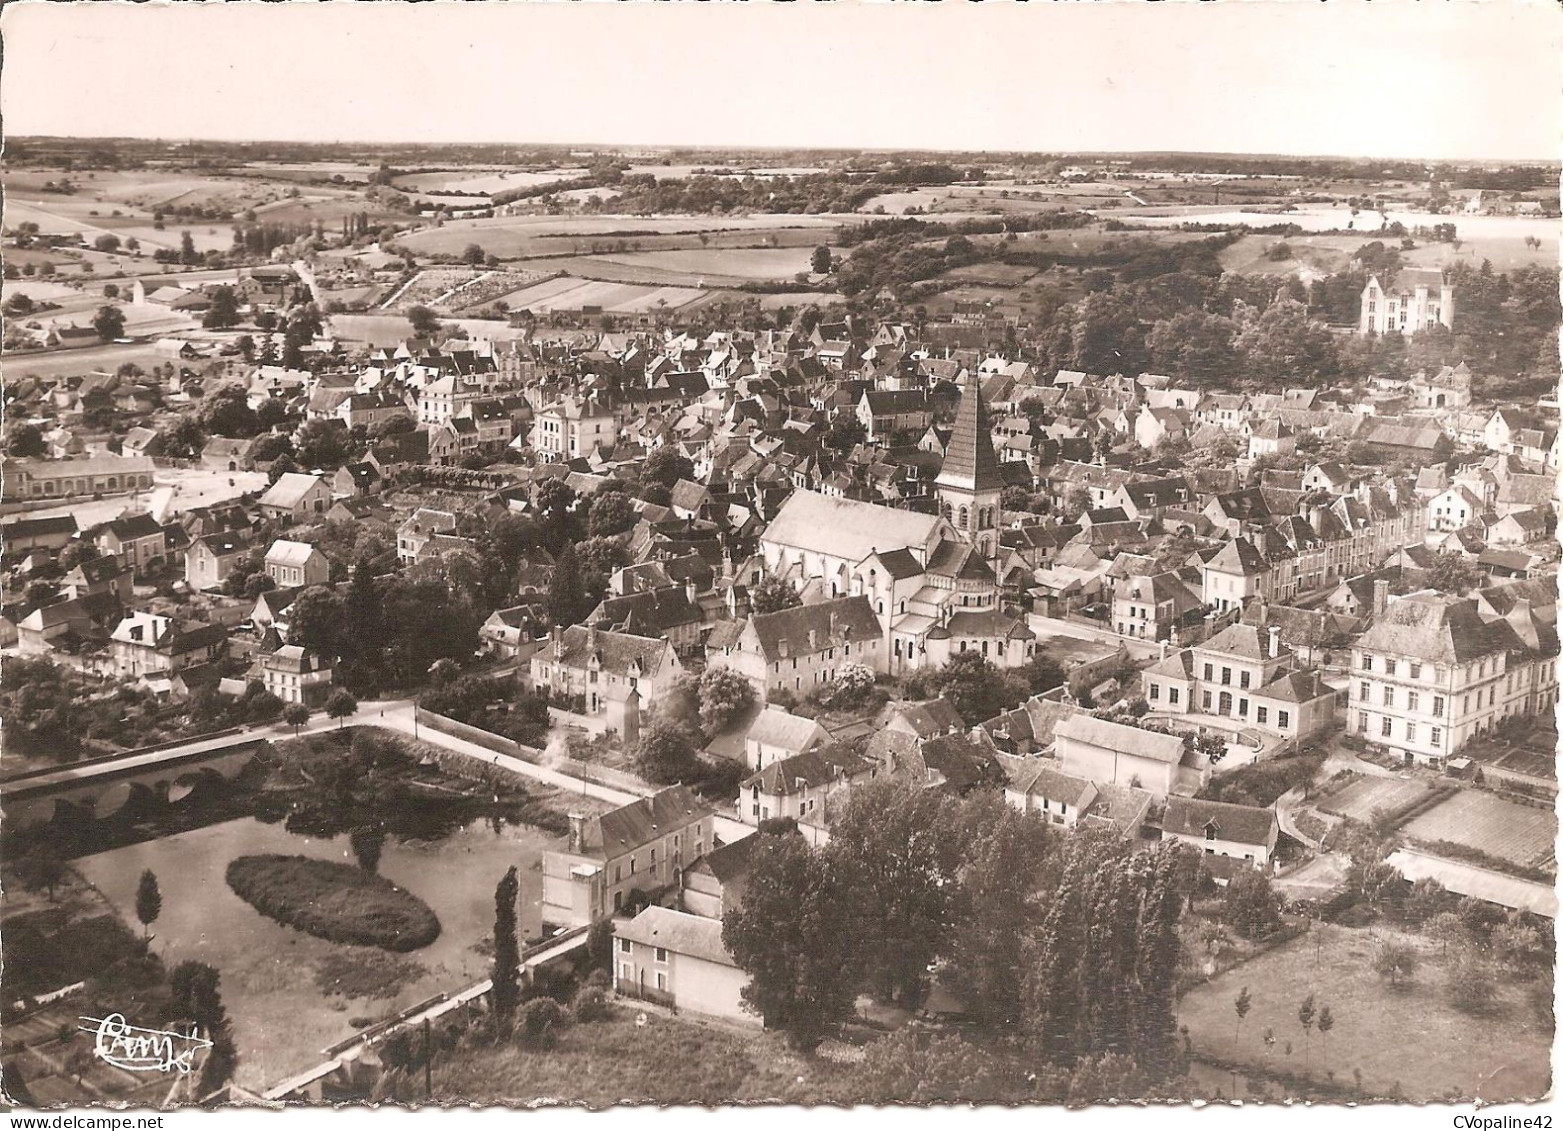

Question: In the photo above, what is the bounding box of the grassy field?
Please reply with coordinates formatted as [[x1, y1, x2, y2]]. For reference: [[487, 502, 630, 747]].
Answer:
[[586, 246, 817, 281], [1402, 791, 1556, 869], [1178, 923, 1551, 1102], [226, 854, 442, 952], [395, 213, 843, 258], [488, 275, 708, 314], [408, 1005, 849, 1106], [392, 169, 588, 195], [1315, 775, 1432, 823]]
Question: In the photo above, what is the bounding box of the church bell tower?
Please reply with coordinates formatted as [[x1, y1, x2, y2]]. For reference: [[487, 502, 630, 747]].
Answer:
[[935, 372, 1005, 559]]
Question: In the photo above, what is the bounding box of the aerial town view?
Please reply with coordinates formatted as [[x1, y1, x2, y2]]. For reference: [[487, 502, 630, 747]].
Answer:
[[0, 0, 1557, 1114]]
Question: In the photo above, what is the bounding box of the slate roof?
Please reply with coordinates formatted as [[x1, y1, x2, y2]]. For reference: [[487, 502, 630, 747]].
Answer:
[[1162, 796, 1277, 847], [613, 906, 735, 968], [746, 595, 880, 661], [583, 786, 711, 860], [935, 374, 1005, 492], [551, 625, 673, 678], [1054, 715, 1184, 764]]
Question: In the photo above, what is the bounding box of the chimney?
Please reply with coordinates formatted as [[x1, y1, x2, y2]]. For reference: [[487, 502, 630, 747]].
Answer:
[[567, 813, 586, 853], [807, 628, 817, 651], [552, 624, 564, 659], [1373, 579, 1390, 618], [587, 624, 598, 653], [685, 578, 699, 605], [1268, 624, 1281, 660]]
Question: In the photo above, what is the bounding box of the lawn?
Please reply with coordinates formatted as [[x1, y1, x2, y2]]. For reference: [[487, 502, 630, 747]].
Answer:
[[406, 1005, 852, 1106], [1401, 791, 1556, 870], [1178, 923, 1551, 1102]]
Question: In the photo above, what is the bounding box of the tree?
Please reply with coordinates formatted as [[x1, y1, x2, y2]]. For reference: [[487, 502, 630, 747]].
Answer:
[[6, 422, 46, 458], [1446, 951, 1498, 1013], [1234, 985, 1252, 1044], [179, 230, 198, 265], [722, 831, 859, 1050], [371, 412, 416, 441], [325, 689, 358, 729], [202, 286, 241, 330], [267, 453, 299, 485], [634, 720, 699, 785], [349, 825, 386, 874], [3, 291, 36, 317], [1297, 992, 1316, 1067], [587, 491, 635, 537], [640, 444, 694, 491], [92, 304, 126, 341], [1221, 867, 1283, 940], [288, 586, 346, 661], [197, 385, 260, 438], [811, 245, 832, 275], [1427, 551, 1482, 595], [135, 869, 162, 940], [1374, 940, 1418, 988], [15, 842, 66, 901], [546, 543, 590, 628], [462, 243, 486, 266], [164, 961, 237, 1094], [407, 305, 441, 338], [161, 415, 207, 461], [516, 998, 568, 1049], [93, 233, 122, 253], [1316, 1003, 1334, 1053], [282, 702, 311, 734], [491, 866, 521, 1029], [903, 651, 1026, 726], [822, 412, 867, 452], [697, 665, 754, 734], [750, 575, 801, 615], [295, 418, 352, 469]]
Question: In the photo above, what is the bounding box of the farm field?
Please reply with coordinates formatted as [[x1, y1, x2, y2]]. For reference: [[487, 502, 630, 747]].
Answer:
[[587, 247, 818, 280], [395, 213, 843, 258], [939, 261, 1043, 287], [491, 275, 707, 314], [328, 314, 530, 348], [1220, 230, 1556, 278], [1314, 775, 1432, 823], [1401, 790, 1556, 870], [1179, 924, 1550, 1102], [0, 341, 171, 381], [392, 168, 587, 195]]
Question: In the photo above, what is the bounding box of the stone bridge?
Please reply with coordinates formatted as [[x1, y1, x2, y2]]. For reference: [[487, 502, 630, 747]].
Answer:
[[1, 729, 269, 831]]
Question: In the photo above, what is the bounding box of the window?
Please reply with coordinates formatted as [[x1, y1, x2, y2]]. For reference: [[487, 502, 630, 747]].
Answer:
[[1380, 716, 1392, 738], [1362, 655, 1373, 671], [1409, 663, 1422, 679], [1221, 667, 1232, 686], [630, 856, 637, 875], [1406, 722, 1418, 742], [1407, 691, 1419, 712], [1357, 710, 1368, 730], [1433, 696, 1445, 716], [1382, 687, 1394, 708], [1149, 684, 1160, 702], [619, 938, 631, 954], [1359, 680, 1370, 700], [655, 947, 668, 964], [614, 865, 622, 882], [1256, 706, 1268, 725], [1169, 688, 1180, 705], [1277, 710, 1290, 729], [1431, 726, 1442, 747], [1203, 663, 1213, 681], [1385, 659, 1397, 677], [1202, 690, 1213, 710]]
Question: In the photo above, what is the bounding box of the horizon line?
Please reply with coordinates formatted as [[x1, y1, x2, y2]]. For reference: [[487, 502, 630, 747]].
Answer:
[[8, 135, 1558, 167]]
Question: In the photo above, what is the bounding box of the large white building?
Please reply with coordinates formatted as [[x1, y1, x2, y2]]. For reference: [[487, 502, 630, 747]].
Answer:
[[1348, 589, 1558, 766], [1359, 269, 1454, 337]]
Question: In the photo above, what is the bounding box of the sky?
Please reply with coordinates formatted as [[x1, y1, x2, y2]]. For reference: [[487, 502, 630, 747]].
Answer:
[[3, 0, 1560, 161]]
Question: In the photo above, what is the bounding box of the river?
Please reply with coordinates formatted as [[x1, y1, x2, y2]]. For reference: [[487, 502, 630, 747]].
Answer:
[[75, 813, 553, 1089]]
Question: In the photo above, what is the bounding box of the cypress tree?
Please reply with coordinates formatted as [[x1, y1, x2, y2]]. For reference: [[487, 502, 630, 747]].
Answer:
[[491, 866, 521, 1028]]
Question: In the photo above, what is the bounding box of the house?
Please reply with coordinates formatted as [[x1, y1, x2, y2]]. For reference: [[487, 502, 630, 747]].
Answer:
[[1348, 590, 1559, 766], [586, 586, 705, 658], [709, 595, 885, 704], [612, 906, 751, 1023], [61, 555, 133, 603], [1053, 714, 1187, 796], [531, 394, 620, 460], [527, 624, 683, 734], [742, 705, 831, 771], [478, 604, 545, 660], [96, 512, 168, 573], [108, 611, 227, 679], [736, 746, 877, 839], [16, 594, 122, 656], [251, 586, 303, 637], [264, 540, 329, 588], [680, 836, 755, 921], [1161, 796, 1279, 869], [331, 462, 381, 498], [200, 436, 254, 472], [1002, 762, 1098, 828], [396, 508, 459, 566], [185, 531, 251, 592], [257, 473, 331, 523], [541, 787, 714, 927], [260, 645, 334, 706], [1246, 419, 1295, 459], [1359, 269, 1454, 336], [1, 514, 79, 559]]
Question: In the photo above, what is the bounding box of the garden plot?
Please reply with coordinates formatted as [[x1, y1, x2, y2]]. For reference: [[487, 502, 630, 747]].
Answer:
[[1315, 775, 1432, 823], [1401, 790, 1557, 870]]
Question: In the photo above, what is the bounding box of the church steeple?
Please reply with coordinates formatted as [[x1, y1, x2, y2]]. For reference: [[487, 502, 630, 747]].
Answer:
[[935, 373, 1005, 558]]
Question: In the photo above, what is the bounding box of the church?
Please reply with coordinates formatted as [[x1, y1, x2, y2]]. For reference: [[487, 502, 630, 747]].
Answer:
[[757, 375, 1034, 673]]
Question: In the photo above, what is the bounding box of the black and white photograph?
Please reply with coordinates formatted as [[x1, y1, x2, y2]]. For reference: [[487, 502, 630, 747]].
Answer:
[[0, 0, 1558, 1114]]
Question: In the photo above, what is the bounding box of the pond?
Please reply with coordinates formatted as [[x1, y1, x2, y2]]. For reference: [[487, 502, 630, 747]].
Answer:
[[75, 813, 553, 1090]]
